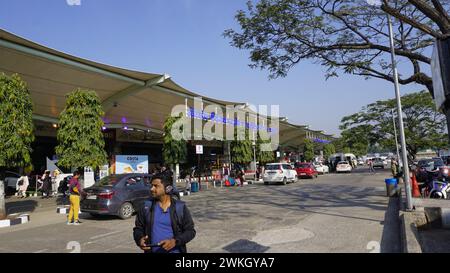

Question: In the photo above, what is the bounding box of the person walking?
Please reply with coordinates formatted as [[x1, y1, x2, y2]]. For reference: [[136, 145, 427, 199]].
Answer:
[[133, 173, 196, 253], [67, 171, 82, 225], [391, 158, 398, 178], [16, 172, 29, 198], [368, 159, 375, 173], [41, 170, 52, 199]]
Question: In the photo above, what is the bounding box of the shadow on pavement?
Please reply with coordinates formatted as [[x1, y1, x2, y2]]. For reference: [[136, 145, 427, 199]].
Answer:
[[5, 200, 39, 215], [223, 239, 270, 253]]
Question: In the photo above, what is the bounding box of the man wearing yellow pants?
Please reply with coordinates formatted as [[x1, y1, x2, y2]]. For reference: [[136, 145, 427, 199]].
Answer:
[[67, 171, 82, 225]]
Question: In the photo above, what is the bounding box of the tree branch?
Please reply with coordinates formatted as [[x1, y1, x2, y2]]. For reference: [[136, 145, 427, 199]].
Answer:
[[381, 2, 445, 38], [408, 0, 450, 33], [431, 0, 450, 25]]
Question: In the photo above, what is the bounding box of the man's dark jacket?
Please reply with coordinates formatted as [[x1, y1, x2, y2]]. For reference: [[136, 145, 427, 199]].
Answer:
[[133, 198, 196, 253]]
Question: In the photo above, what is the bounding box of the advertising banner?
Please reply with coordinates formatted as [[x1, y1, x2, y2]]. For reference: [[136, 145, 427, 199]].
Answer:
[[116, 155, 149, 174]]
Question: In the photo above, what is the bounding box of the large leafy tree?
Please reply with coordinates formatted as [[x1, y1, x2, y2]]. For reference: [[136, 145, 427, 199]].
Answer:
[[162, 114, 187, 165], [340, 125, 371, 157], [225, 0, 450, 95], [231, 127, 253, 164], [340, 91, 448, 161], [0, 73, 34, 220], [56, 89, 107, 170], [256, 132, 275, 164], [0, 73, 34, 168], [162, 114, 187, 185], [303, 138, 315, 162], [323, 143, 336, 159]]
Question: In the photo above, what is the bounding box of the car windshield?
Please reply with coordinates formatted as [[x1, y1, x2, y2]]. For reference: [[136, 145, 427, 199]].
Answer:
[[433, 158, 444, 167], [418, 159, 433, 167], [95, 175, 125, 186], [338, 162, 348, 165], [295, 163, 310, 168], [266, 165, 281, 170]]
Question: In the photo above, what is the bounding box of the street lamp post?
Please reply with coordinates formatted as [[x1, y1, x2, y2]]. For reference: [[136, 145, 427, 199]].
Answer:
[[391, 109, 401, 163], [386, 13, 413, 210]]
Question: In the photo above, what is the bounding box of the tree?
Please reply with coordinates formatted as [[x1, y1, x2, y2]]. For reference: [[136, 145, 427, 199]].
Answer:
[[340, 90, 448, 160], [224, 0, 450, 95], [0, 73, 34, 219], [55, 89, 107, 170], [323, 143, 336, 159], [303, 139, 315, 162], [256, 132, 275, 164], [162, 114, 187, 184], [231, 128, 253, 164], [340, 125, 371, 157]]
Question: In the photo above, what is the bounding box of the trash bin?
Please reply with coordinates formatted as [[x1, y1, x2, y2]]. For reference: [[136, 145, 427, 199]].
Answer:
[[384, 178, 398, 197], [191, 181, 199, 193]]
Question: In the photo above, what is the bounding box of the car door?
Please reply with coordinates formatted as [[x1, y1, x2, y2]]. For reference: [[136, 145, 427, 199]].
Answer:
[[124, 176, 144, 205], [283, 164, 293, 180]]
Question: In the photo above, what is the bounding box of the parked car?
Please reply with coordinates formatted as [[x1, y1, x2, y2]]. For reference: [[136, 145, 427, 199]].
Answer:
[[357, 159, 364, 166], [313, 162, 329, 175], [372, 158, 386, 169], [0, 170, 20, 196], [263, 163, 297, 185], [81, 173, 153, 219], [295, 162, 319, 179], [416, 158, 446, 182], [336, 161, 352, 173]]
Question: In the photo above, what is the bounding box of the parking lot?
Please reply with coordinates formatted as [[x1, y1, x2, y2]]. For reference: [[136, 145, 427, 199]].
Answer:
[[0, 167, 400, 253]]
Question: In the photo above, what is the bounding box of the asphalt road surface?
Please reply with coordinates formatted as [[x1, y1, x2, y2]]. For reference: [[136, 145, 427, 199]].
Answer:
[[0, 167, 400, 253]]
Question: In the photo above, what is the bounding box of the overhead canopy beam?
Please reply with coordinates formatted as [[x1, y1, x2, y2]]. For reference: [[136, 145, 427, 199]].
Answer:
[[102, 74, 170, 111], [33, 114, 58, 124]]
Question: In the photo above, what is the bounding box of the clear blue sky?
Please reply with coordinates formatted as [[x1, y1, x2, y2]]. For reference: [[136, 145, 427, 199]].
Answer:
[[0, 0, 424, 136]]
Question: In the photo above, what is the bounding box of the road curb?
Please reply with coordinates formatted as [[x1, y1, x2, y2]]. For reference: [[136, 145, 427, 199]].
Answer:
[[398, 187, 423, 253], [0, 214, 30, 228], [56, 206, 81, 214]]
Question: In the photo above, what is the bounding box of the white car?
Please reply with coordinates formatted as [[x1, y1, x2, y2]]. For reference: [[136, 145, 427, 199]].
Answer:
[[313, 163, 329, 174], [263, 163, 297, 185], [357, 159, 364, 166], [336, 161, 352, 173]]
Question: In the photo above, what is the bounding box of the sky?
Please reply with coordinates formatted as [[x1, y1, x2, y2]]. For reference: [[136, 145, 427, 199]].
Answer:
[[0, 0, 426, 136]]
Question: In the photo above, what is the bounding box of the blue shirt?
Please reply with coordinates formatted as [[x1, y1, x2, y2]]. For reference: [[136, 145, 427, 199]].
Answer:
[[151, 204, 180, 253]]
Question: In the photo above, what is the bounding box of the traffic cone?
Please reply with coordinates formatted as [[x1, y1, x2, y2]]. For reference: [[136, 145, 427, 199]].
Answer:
[[411, 173, 421, 197]]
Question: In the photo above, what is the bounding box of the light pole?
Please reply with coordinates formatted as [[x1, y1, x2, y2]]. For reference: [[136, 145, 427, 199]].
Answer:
[[367, 1, 413, 210], [391, 109, 401, 163], [252, 130, 257, 181], [386, 13, 413, 210]]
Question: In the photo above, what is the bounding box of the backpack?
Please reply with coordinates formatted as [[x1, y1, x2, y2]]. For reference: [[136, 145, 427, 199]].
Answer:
[[143, 200, 185, 227]]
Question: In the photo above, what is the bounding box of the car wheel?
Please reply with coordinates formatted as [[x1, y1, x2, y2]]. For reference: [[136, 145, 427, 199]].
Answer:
[[118, 202, 134, 219], [282, 177, 287, 185]]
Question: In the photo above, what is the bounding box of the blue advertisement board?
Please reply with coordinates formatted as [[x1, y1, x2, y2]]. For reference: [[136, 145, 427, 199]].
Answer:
[[116, 155, 149, 174]]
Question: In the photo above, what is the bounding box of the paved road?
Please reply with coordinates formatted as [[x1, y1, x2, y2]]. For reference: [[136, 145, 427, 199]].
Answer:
[[0, 167, 400, 253]]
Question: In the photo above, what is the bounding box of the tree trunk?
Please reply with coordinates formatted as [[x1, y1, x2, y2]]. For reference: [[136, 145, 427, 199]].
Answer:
[[0, 181, 6, 220]]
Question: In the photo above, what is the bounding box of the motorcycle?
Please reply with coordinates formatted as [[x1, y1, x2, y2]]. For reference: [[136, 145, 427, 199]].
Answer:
[[421, 168, 450, 199]]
